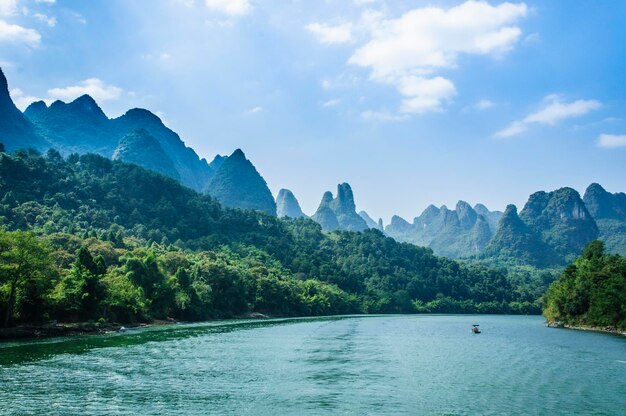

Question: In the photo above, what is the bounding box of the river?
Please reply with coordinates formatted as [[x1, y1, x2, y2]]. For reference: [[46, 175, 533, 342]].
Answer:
[[0, 315, 624, 415]]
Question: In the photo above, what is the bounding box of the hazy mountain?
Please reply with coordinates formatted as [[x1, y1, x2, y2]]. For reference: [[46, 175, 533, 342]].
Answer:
[[583, 183, 626, 255], [276, 189, 306, 218], [26, 95, 112, 156], [474, 203, 503, 234], [385, 201, 498, 258], [358, 211, 383, 231], [312, 191, 340, 231], [0, 68, 49, 152], [112, 128, 180, 181], [481, 205, 558, 267], [312, 184, 368, 232], [204, 149, 277, 215], [0, 66, 212, 192], [482, 188, 599, 266]]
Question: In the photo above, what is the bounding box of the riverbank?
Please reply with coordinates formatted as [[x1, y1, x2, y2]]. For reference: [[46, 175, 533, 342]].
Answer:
[[0, 313, 272, 342], [546, 321, 626, 337]]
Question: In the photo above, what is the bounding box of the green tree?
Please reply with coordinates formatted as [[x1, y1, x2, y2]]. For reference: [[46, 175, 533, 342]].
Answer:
[[0, 230, 55, 326]]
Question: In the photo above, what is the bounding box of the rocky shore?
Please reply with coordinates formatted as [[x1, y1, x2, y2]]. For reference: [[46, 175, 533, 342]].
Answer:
[[546, 321, 626, 337]]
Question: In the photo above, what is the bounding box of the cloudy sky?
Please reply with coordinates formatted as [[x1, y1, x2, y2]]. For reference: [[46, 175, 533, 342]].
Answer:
[[1, 0, 625, 222]]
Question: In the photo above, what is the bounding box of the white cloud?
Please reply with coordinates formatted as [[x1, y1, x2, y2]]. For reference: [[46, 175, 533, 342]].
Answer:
[[48, 78, 123, 102], [311, 1, 528, 116], [495, 95, 601, 138], [9, 87, 48, 110], [494, 121, 526, 138], [248, 106, 264, 114], [306, 22, 353, 44], [0, 19, 40, 46], [35, 0, 56, 4], [0, 0, 18, 16], [474, 99, 495, 110], [33, 12, 56, 27], [205, 0, 251, 16], [361, 110, 407, 122], [396, 75, 456, 114], [349, 2, 527, 78], [322, 98, 340, 107], [523, 95, 601, 125], [597, 134, 626, 149]]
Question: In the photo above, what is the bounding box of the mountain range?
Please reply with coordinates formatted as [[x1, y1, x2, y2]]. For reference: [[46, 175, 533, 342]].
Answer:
[[2, 68, 625, 269], [0, 67, 276, 215]]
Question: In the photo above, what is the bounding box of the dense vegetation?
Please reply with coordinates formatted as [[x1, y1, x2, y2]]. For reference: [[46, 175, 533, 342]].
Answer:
[[543, 241, 626, 330], [0, 149, 543, 327]]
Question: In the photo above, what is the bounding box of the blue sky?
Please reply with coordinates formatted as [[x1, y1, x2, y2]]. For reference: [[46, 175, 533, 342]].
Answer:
[[1, 0, 625, 222]]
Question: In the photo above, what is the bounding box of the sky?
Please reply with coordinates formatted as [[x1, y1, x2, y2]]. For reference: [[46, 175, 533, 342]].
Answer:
[[1, 0, 625, 223]]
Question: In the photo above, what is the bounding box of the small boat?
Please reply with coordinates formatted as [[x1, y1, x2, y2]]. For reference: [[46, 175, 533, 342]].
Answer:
[[472, 324, 481, 334]]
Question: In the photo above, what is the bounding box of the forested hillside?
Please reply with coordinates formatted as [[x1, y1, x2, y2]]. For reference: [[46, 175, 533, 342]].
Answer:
[[0, 149, 542, 327], [543, 241, 626, 330]]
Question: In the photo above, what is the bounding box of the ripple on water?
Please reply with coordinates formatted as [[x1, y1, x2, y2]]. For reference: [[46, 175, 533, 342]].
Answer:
[[0, 315, 625, 415]]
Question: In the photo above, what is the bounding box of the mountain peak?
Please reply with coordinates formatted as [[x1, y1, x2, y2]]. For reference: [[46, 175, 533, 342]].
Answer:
[[335, 183, 356, 212], [24, 100, 48, 118], [120, 108, 164, 126], [113, 128, 180, 181], [276, 188, 305, 218], [205, 148, 276, 215], [230, 148, 246, 160]]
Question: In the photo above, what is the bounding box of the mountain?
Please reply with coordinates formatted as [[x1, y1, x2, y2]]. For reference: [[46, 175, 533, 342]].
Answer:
[[204, 149, 276, 215], [474, 203, 503, 234], [482, 188, 598, 266], [311, 184, 368, 232], [112, 128, 180, 181], [358, 211, 384, 231], [0, 69, 213, 191], [208, 154, 227, 171], [311, 191, 340, 231], [583, 183, 626, 255], [0, 69, 49, 152], [519, 187, 598, 261], [25, 100, 214, 191], [482, 205, 558, 267], [111, 109, 213, 191], [276, 189, 306, 218], [26, 95, 112, 156], [385, 201, 499, 258], [0, 149, 536, 324]]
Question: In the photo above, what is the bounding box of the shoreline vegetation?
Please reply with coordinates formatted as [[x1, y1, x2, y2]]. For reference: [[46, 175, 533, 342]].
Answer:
[[546, 321, 626, 337], [542, 241, 626, 333], [0, 150, 546, 335]]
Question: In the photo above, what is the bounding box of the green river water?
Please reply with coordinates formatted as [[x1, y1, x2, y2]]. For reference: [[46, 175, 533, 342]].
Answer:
[[0, 315, 625, 415]]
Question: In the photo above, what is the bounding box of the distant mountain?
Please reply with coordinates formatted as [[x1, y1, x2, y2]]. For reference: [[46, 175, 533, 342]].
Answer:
[[519, 187, 598, 261], [26, 95, 112, 155], [204, 149, 276, 215], [482, 188, 598, 266], [358, 211, 384, 232], [312, 191, 341, 231], [276, 189, 305, 218], [583, 183, 626, 255], [0, 68, 213, 191], [312, 183, 367, 232], [385, 201, 501, 258], [208, 154, 227, 171], [112, 128, 180, 181], [111, 109, 213, 191], [0, 69, 49, 152], [482, 205, 558, 267]]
